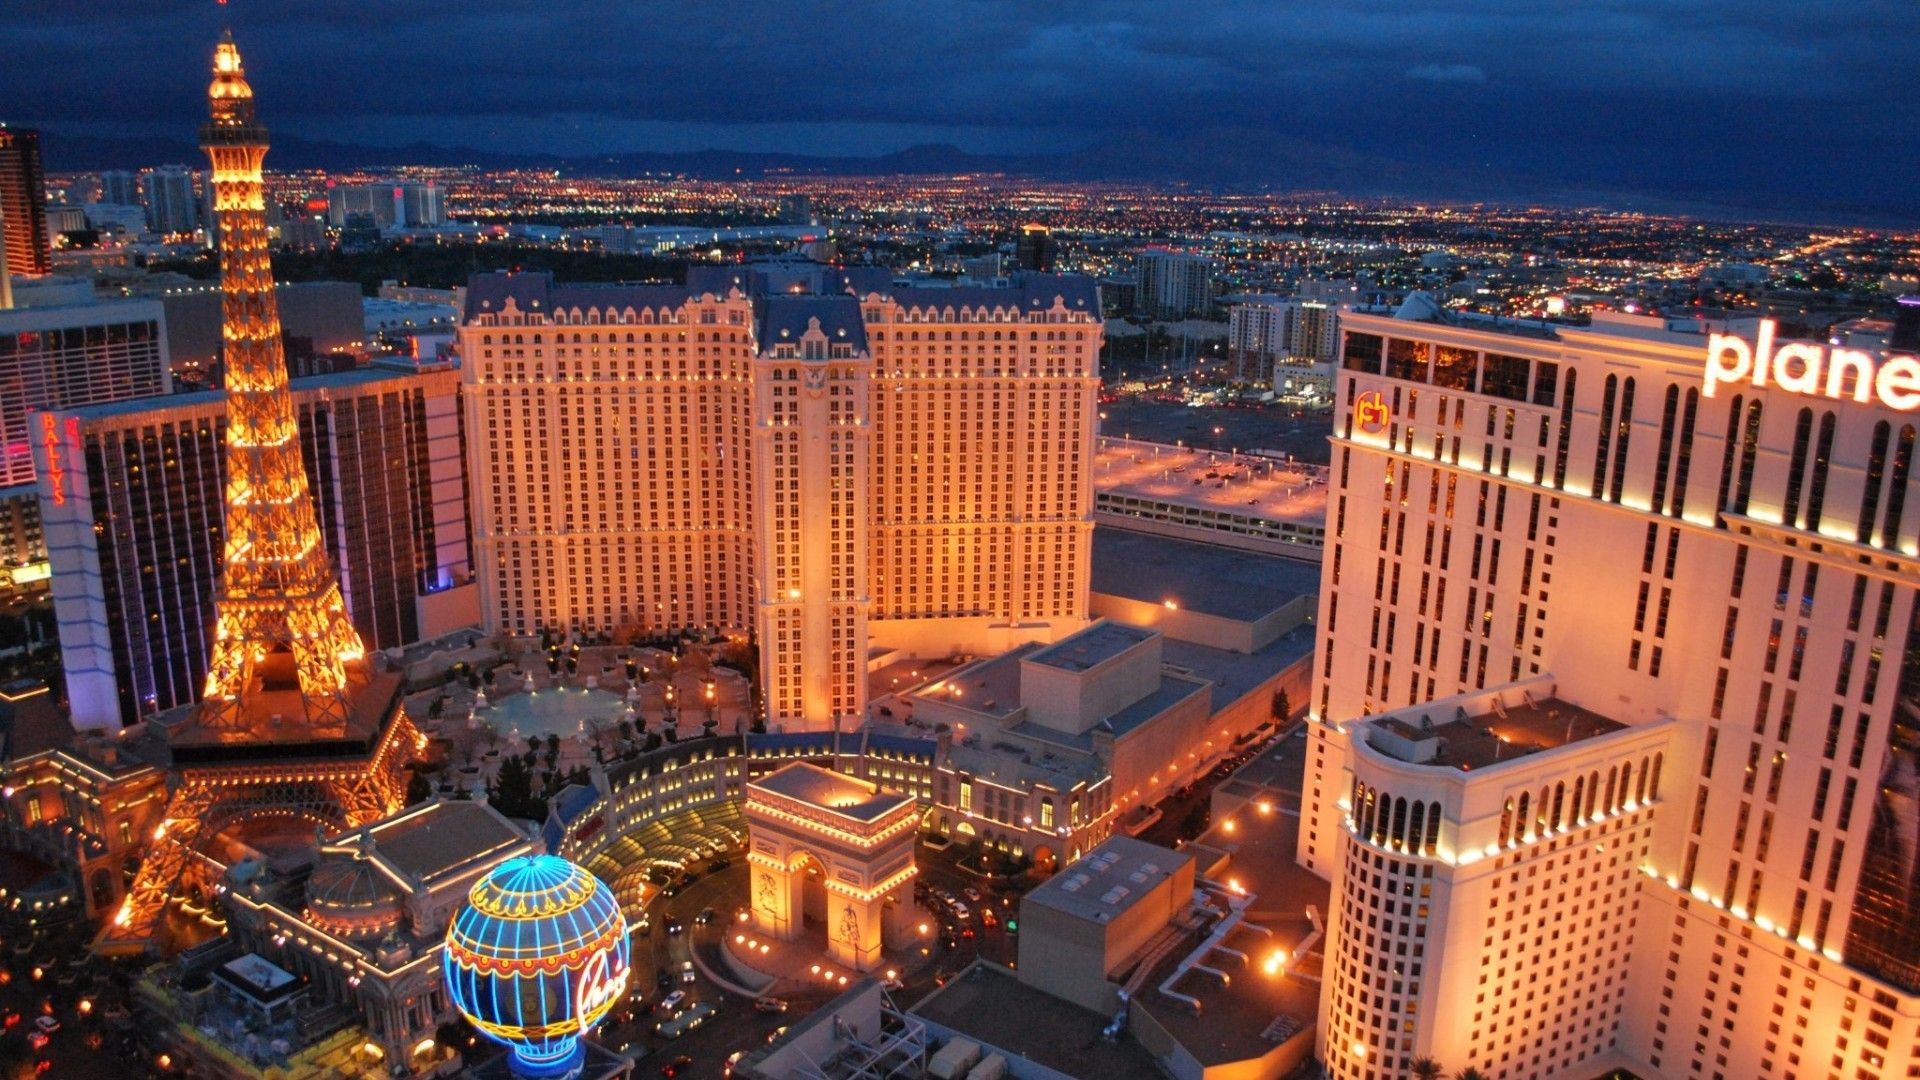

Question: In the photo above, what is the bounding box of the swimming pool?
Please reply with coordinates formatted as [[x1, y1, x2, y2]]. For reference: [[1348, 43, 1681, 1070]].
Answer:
[[480, 687, 627, 739]]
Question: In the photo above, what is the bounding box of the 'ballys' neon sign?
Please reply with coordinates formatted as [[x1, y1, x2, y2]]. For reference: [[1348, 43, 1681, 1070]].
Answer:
[[1706, 319, 1920, 411]]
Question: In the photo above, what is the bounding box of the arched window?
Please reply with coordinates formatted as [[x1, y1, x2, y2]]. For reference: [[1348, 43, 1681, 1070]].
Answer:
[[1650, 753, 1664, 800], [1859, 420, 1893, 543], [1634, 757, 1650, 804], [1500, 797, 1515, 846], [1571, 777, 1586, 824], [1671, 388, 1700, 517], [1882, 425, 1918, 547], [1585, 770, 1600, 819], [1804, 411, 1838, 530], [1594, 373, 1619, 495], [1551, 782, 1566, 831], [1609, 377, 1637, 502], [1716, 393, 1745, 514], [1781, 406, 1815, 525], [1514, 792, 1529, 841], [1604, 768, 1618, 814], [1425, 801, 1441, 855], [1406, 801, 1424, 853], [1732, 400, 1765, 515], [1554, 369, 1579, 489], [1650, 384, 1680, 513]]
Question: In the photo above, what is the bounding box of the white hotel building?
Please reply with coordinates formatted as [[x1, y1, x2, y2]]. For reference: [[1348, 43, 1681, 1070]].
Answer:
[[458, 265, 1101, 728], [1304, 303, 1920, 1080]]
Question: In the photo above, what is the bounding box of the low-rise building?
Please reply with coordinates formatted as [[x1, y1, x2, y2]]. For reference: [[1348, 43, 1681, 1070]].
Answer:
[[1093, 437, 1327, 558], [213, 798, 537, 1072], [0, 728, 168, 922]]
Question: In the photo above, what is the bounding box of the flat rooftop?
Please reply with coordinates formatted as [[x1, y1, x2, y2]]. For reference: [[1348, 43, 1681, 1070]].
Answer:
[[1026, 621, 1155, 673], [1092, 526, 1318, 623], [348, 798, 530, 885], [1370, 695, 1625, 771], [1025, 835, 1193, 925], [749, 761, 911, 822], [1094, 437, 1328, 527], [910, 962, 1165, 1080]]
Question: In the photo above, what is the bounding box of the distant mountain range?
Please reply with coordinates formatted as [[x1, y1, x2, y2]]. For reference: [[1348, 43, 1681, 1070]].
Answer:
[[39, 128, 1911, 230]]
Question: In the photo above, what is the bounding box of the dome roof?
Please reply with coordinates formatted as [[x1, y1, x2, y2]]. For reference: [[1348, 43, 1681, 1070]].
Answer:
[[306, 852, 404, 939]]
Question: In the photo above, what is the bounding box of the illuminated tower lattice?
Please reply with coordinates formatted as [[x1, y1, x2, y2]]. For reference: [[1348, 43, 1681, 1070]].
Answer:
[[198, 30, 365, 734], [100, 33, 413, 951]]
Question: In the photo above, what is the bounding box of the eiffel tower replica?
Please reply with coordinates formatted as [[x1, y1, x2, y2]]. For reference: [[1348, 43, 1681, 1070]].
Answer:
[[98, 32, 418, 952]]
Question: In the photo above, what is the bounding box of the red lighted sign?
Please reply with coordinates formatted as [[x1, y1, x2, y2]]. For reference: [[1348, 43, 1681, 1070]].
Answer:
[[1353, 390, 1390, 434], [40, 415, 65, 505]]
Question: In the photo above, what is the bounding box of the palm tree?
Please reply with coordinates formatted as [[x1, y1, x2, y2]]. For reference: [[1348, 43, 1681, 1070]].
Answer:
[[1410, 1059, 1443, 1080], [1455, 1068, 1488, 1080]]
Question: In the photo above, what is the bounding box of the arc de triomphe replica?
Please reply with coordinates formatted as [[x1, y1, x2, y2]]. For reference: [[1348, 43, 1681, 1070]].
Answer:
[[744, 762, 919, 972]]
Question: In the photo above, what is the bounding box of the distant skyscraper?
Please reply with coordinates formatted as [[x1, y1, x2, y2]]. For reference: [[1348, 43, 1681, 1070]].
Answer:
[[458, 266, 1101, 727], [97, 170, 139, 206], [141, 166, 200, 234], [776, 193, 814, 226], [0, 127, 51, 276], [1226, 296, 1293, 383], [1288, 298, 1339, 362], [1016, 224, 1057, 272], [325, 181, 444, 228], [1134, 248, 1215, 320], [39, 365, 475, 730], [1306, 306, 1920, 1080]]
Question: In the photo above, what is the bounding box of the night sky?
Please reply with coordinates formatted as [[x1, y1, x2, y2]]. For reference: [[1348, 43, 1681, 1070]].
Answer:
[[3, 1, 1915, 217]]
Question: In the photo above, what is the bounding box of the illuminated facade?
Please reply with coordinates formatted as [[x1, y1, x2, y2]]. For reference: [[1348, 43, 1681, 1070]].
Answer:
[[744, 762, 918, 972], [458, 266, 1100, 728], [218, 799, 537, 1071], [102, 34, 416, 950], [1306, 306, 1920, 1080], [38, 364, 477, 731], [0, 735, 167, 922], [0, 299, 171, 589], [443, 854, 630, 1077]]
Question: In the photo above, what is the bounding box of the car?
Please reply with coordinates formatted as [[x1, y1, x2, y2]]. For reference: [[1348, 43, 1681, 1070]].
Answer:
[[880, 975, 904, 991], [3, 1011, 19, 1028], [940, 934, 957, 951], [680, 961, 697, 983], [724, 1050, 746, 1077], [980, 909, 998, 928], [662, 884, 682, 898], [708, 857, 731, 872], [659, 1054, 695, 1077], [694, 907, 716, 925], [961, 926, 975, 939], [32, 1016, 58, 1034], [664, 917, 684, 935], [950, 902, 970, 920], [766, 1024, 789, 1045], [962, 887, 982, 903], [26, 1032, 47, 1051], [659, 990, 688, 1014], [656, 971, 675, 992], [752, 997, 789, 1014]]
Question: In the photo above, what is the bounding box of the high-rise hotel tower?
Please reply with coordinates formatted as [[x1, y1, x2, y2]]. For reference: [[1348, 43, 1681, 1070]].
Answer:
[[1305, 301, 1920, 1080], [458, 265, 1101, 727]]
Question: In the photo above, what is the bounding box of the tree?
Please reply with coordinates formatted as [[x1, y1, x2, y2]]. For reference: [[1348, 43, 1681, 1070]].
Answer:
[[1410, 1059, 1442, 1080], [1178, 802, 1210, 839], [1270, 688, 1292, 722], [488, 753, 547, 821], [1454, 1070, 1487, 1080], [405, 772, 434, 806]]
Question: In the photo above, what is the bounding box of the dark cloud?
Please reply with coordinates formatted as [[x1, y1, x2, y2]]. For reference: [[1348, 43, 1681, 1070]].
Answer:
[[1, 1, 1914, 215]]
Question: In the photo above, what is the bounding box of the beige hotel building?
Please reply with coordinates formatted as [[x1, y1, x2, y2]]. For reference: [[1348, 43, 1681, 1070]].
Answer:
[[457, 265, 1100, 728], [1305, 302, 1920, 1080]]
